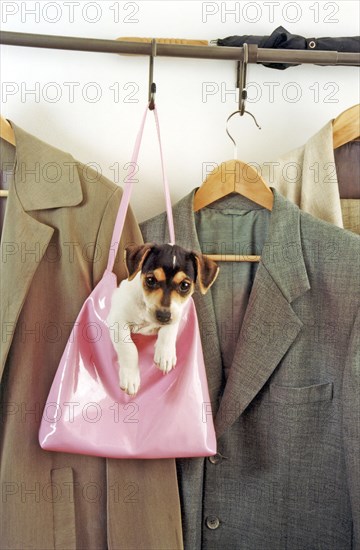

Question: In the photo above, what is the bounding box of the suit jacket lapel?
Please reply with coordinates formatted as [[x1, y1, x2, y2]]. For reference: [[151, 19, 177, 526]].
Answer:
[[0, 122, 83, 380], [215, 189, 310, 437], [162, 190, 223, 413]]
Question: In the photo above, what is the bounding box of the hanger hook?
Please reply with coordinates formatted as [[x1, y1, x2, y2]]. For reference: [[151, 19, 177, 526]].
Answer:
[[148, 38, 157, 110], [226, 109, 261, 157]]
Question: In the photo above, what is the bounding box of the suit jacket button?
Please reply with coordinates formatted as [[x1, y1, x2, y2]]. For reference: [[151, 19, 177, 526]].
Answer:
[[208, 453, 222, 465], [206, 516, 220, 530]]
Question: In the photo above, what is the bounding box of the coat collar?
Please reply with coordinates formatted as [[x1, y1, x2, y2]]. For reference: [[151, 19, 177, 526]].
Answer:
[[300, 120, 343, 226], [0, 122, 83, 379], [8, 120, 83, 210], [265, 119, 343, 228], [161, 188, 310, 437]]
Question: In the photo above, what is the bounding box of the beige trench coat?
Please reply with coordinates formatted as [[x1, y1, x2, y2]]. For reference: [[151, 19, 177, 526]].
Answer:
[[0, 123, 183, 550]]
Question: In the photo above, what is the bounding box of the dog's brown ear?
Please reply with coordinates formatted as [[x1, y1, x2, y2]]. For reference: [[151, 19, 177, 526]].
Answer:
[[191, 253, 219, 295], [124, 243, 154, 280]]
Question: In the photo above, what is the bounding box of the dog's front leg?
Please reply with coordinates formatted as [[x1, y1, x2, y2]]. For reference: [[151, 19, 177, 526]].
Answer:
[[154, 323, 179, 374], [110, 322, 140, 396]]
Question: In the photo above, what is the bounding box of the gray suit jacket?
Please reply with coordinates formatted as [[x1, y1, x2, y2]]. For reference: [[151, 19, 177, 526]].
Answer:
[[141, 188, 360, 549]]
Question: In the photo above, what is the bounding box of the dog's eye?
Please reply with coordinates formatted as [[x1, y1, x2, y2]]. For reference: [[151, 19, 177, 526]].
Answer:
[[179, 281, 191, 293], [145, 276, 158, 288]]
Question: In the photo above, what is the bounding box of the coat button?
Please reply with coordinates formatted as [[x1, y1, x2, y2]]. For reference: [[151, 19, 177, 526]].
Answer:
[[206, 516, 220, 530], [208, 453, 222, 465]]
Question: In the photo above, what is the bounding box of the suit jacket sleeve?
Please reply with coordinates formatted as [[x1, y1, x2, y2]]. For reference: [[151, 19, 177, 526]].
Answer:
[[92, 185, 143, 286], [343, 306, 360, 547]]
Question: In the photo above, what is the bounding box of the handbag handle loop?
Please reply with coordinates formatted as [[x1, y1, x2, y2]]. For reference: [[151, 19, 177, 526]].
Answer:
[[107, 104, 175, 272]]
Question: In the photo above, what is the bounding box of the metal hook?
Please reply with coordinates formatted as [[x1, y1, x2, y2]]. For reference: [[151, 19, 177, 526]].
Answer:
[[148, 38, 156, 110], [226, 42, 261, 157], [237, 42, 249, 115], [237, 43, 262, 121]]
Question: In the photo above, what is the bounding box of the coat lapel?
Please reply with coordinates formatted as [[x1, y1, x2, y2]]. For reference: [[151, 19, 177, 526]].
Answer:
[[0, 122, 83, 380], [215, 189, 310, 437], [0, 184, 53, 378]]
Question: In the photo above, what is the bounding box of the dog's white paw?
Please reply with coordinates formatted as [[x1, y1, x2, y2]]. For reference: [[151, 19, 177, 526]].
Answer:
[[154, 343, 177, 374], [120, 367, 140, 396]]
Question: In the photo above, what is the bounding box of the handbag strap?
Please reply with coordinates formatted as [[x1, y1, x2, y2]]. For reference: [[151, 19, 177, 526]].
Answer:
[[106, 104, 175, 273]]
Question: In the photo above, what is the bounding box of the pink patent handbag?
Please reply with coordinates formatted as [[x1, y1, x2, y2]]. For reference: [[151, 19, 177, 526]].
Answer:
[[38, 105, 217, 459]]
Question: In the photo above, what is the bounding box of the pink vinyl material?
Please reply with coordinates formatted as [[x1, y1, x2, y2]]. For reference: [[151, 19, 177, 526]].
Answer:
[[39, 270, 216, 458], [38, 104, 217, 458]]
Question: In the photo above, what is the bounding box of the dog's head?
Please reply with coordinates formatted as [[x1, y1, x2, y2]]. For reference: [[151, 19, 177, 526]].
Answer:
[[124, 243, 219, 325]]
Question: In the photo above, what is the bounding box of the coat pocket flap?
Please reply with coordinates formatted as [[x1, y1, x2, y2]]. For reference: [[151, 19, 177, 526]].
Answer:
[[269, 382, 333, 404]]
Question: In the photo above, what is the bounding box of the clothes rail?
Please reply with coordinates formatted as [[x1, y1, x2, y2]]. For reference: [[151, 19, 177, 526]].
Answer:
[[1, 31, 359, 66]]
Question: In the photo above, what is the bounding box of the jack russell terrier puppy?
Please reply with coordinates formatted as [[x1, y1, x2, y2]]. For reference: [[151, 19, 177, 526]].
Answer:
[[107, 243, 219, 396]]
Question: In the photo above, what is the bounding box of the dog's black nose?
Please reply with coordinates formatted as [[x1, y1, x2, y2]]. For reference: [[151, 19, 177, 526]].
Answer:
[[156, 309, 171, 323]]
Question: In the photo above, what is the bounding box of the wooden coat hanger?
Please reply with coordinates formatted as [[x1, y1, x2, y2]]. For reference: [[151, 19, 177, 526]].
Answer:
[[193, 45, 273, 262], [194, 117, 273, 263], [0, 116, 15, 198], [332, 104, 360, 149]]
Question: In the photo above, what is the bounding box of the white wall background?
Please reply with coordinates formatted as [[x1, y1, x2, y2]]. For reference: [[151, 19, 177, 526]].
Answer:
[[1, 0, 359, 222]]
